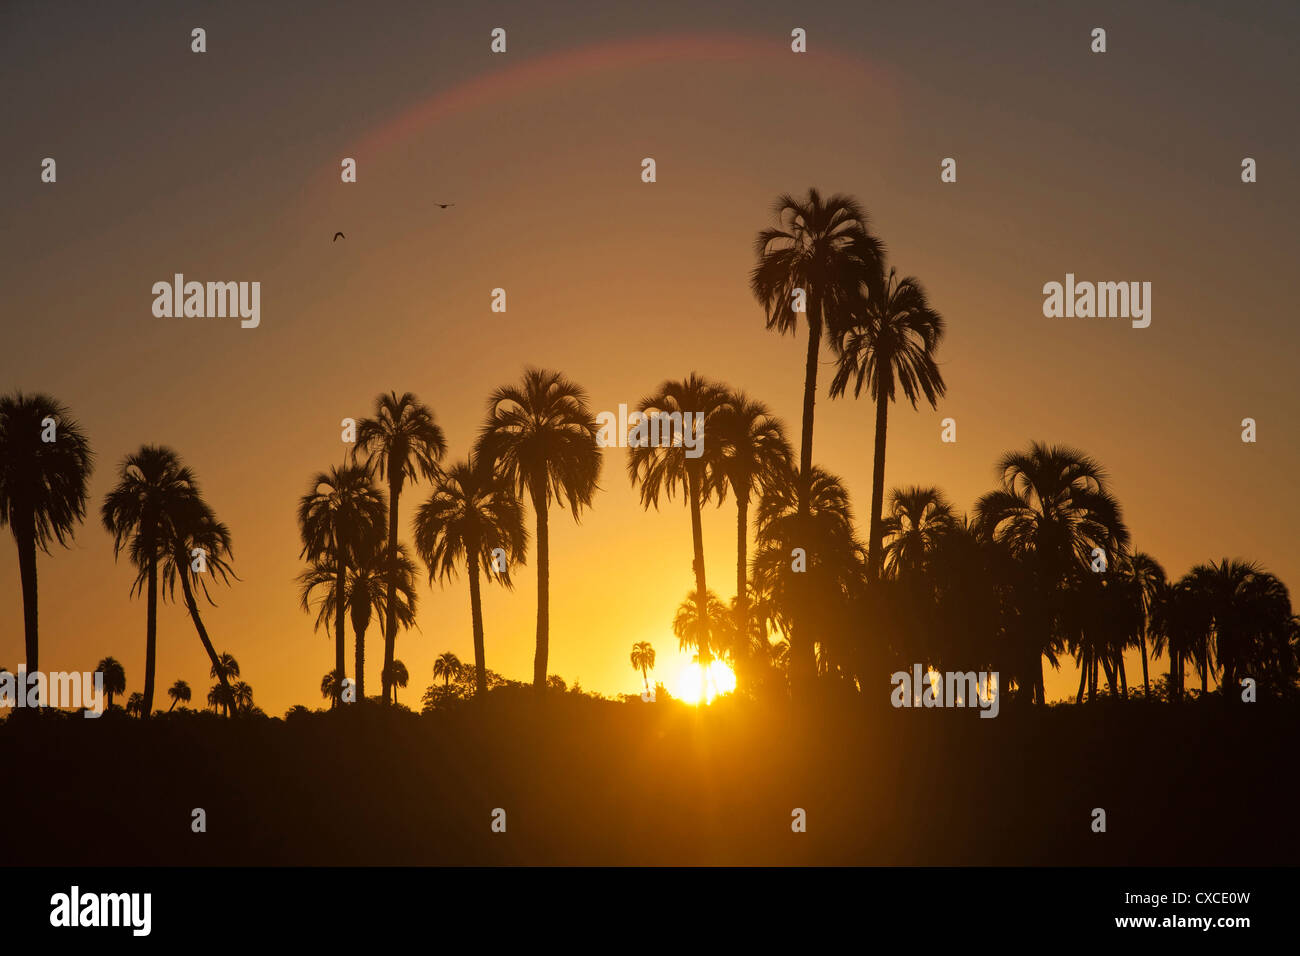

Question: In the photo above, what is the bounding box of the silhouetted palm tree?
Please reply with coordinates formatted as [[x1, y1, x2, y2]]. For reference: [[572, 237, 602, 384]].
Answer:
[[102, 445, 201, 717], [232, 680, 254, 715], [880, 486, 955, 580], [433, 651, 463, 687], [831, 266, 946, 579], [298, 465, 387, 691], [96, 657, 126, 711], [478, 368, 601, 691], [386, 660, 408, 704], [154, 490, 239, 715], [711, 393, 791, 653], [167, 679, 191, 712], [355, 392, 447, 704], [415, 456, 527, 696], [0, 393, 93, 683], [628, 375, 729, 679], [630, 641, 656, 695], [125, 692, 144, 718], [320, 668, 345, 709], [974, 443, 1129, 704], [208, 652, 240, 717], [1123, 551, 1166, 698]]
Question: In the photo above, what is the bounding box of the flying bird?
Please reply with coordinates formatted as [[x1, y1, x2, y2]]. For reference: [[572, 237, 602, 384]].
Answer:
[[435, 202, 455, 209], [332, 231, 345, 242]]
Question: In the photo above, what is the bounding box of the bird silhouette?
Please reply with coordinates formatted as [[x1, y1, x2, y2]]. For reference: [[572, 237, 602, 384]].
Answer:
[[332, 231, 345, 242], [435, 202, 455, 209]]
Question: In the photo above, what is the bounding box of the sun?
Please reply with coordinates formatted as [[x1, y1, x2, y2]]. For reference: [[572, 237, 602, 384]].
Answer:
[[673, 659, 737, 705]]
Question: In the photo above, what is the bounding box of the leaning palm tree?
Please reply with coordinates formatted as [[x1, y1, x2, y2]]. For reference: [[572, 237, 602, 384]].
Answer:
[[750, 190, 883, 512], [710, 393, 791, 650], [355, 392, 447, 705], [167, 679, 191, 712], [433, 651, 463, 687], [831, 265, 946, 579], [0, 393, 93, 682], [153, 490, 239, 715], [297, 464, 387, 692], [414, 456, 528, 696], [478, 368, 601, 691], [96, 657, 126, 711], [385, 660, 408, 704], [974, 443, 1129, 704], [102, 445, 201, 717], [627, 375, 729, 680], [630, 641, 656, 695]]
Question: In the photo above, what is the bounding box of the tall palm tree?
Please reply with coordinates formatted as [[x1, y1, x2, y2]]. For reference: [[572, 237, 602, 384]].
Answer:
[[210, 652, 240, 717], [386, 660, 408, 704], [154, 490, 239, 715], [974, 443, 1129, 704], [710, 393, 791, 652], [96, 657, 126, 711], [1123, 551, 1166, 698], [297, 464, 387, 691], [414, 456, 528, 696], [627, 375, 729, 681], [478, 368, 601, 691], [355, 392, 447, 704], [433, 651, 463, 687], [750, 190, 882, 503], [102, 445, 201, 717], [630, 641, 656, 695], [167, 679, 191, 712], [831, 266, 946, 579], [0, 393, 93, 682]]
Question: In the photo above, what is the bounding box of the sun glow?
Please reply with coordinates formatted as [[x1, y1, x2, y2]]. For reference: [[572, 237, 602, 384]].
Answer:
[[674, 659, 737, 705]]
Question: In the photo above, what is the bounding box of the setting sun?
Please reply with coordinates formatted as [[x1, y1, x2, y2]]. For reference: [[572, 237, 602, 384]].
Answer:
[[674, 659, 737, 705]]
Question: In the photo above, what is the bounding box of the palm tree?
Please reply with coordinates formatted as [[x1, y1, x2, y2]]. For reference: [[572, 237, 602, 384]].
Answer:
[[750, 190, 883, 512], [386, 660, 408, 704], [478, 368, 601, 691], [102, 446, 201, 717], [1123, 551, 1166, 698], [414, 457, 528, 696], [879, 486, 955, 581], [208, 652, 240, 717], [232, 680, 254, 715], [831, 266, 946, 579], [672, 589, 733, 700], [630, 641, 656, 695], [320, 668, 345, 709], [154, 488, 239, 715], [433, 651, 463, 687], [627, 375, 729, 680], [126, 692, 145, 718], [710, 393, 791, 652], [96, 657, 126, 711], [167, 679, 191, 711], [0, 393, 93, 683], [355, 392, 447, 704], [974, 443, 1129, 704], [297, 464, 387, 691]]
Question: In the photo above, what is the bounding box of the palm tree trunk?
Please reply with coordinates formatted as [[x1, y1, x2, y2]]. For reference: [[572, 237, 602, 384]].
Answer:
[[735, 491, 749, 676], [354, 622, 366, 702], [1101, 652, 1116, 697], [791, 300, 822, 695], [178, 562, 235, 717], [532, 482, 550, 691], [143, 542, 159, 718], [468, 553, 488, 697], [16, 515, 39, 683], [381, 479, 401, 704], [1140, 634, 1150, 699], [1116, 650, 1128, 699], [1076, 650, 1087, 704], [168, 699, 177, 712], [866, 390, 890, 581], [335, 558, 347, 692]]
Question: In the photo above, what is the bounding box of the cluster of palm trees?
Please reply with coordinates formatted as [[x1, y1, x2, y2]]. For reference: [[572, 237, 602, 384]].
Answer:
[[4, 189, 1297, 715], [0, 393, 247, 717]]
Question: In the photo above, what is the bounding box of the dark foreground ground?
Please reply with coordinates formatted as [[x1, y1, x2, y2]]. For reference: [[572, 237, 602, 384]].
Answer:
[[3, 693, 1296, 865]]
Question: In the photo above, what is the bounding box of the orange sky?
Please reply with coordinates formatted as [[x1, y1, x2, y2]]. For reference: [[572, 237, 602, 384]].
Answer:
[[2, 0, 1297, 714]]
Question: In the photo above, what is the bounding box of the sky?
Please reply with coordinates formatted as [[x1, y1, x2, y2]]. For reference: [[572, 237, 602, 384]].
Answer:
[[2, 0, 1297, 715]]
